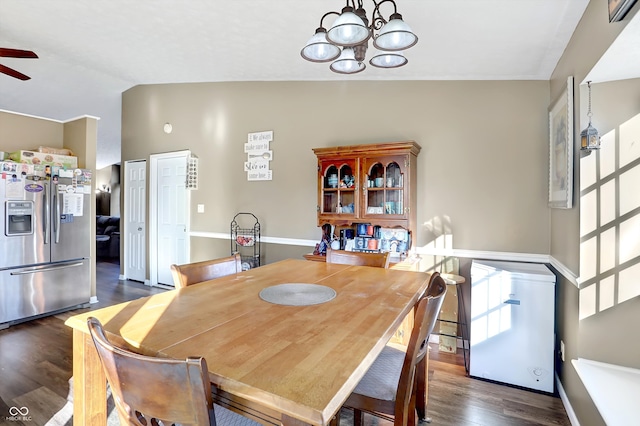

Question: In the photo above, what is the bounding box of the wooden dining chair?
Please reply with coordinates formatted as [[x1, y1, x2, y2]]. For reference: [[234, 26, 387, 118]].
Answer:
[[87, 316, 259, 426], [338, 273, 447, 426], [415, 272, 444, 423], [326, 248, 390, 268], [170, 253, 242, 288]]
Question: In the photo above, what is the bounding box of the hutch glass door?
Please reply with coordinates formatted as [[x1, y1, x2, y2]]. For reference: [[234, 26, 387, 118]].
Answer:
[[362, 157, 406, 218]]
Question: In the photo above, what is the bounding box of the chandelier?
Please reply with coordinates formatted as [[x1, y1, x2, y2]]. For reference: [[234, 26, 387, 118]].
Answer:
[[300, 0, 418, 74]]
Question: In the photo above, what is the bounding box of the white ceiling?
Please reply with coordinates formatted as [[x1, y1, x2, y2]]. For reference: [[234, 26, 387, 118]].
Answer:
[[0, 0, 629, 169]]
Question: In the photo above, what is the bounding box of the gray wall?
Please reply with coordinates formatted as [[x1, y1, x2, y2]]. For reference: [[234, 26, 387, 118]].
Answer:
[[122, 80, 551, 254], [577, 78, 640, 425], [550, 1, 640, 425], [578, 79, 640, 369], [0, 111, 63, 151]]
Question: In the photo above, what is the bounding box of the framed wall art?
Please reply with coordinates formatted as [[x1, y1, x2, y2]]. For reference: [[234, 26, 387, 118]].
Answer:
[[609, 0, 637, 22], [549, 76, 574, 209]]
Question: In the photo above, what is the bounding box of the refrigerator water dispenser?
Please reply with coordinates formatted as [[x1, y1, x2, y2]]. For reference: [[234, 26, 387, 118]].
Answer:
[[5, 201, 34, 236]]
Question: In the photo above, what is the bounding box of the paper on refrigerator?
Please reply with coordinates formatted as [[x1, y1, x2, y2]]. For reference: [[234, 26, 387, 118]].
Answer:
[[62, 193, 84, 216]]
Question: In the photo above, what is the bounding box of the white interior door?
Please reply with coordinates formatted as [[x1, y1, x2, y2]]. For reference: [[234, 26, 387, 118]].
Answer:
[[124, 160, 146, 282], [155, 155, 188, 285]]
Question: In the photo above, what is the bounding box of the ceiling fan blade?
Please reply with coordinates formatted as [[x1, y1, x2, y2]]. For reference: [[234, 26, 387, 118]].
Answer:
[[0, 63, 31, 80], [0, 48, 38, 59]]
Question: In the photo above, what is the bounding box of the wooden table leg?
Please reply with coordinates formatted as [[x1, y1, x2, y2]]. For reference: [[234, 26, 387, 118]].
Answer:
[[72, 329, 107, 425]]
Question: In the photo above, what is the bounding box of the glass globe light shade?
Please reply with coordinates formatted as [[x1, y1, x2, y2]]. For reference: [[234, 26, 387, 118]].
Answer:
[[330, 48, 366, 74], [327, 6, 370, 46], [369, 51, 407, 68], [373, 13, 418, 51], [301, 28, 341, 62]]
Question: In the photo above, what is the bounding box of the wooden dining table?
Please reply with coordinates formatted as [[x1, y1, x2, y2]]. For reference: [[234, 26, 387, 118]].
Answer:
[[65, 258, 432, 425]]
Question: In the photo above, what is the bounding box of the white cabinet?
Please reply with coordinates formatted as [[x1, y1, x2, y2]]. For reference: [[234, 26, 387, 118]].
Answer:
[[470, 260, 556, 393]]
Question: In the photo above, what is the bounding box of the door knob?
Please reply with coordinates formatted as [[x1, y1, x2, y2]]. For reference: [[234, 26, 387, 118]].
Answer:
[[137, 227, 142, 231]]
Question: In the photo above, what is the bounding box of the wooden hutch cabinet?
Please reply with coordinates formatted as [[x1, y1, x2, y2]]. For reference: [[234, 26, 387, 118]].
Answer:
[[312, 141, 421, 346], [313, 141, 421, 236]]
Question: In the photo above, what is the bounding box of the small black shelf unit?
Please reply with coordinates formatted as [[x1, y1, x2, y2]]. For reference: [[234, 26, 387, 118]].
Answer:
[[231, 212, 261, 270]]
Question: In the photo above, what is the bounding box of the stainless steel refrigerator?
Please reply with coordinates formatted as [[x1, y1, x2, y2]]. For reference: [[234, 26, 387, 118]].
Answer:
[[0, 163, 92, 329]]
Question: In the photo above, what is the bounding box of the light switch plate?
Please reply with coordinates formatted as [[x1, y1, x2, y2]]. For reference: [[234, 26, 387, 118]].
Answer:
[[197, 204, 205, 213]]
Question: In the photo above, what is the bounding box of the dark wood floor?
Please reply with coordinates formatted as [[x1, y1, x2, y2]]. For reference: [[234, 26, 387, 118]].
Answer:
[[0, 261, 571, 425]]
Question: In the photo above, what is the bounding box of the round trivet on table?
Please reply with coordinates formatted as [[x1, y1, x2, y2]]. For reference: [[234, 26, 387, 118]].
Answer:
[[259, 283, 337, 306]]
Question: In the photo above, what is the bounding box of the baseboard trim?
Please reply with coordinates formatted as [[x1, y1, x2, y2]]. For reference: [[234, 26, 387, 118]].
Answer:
[[151, 282, 174, 290], [190, 231, 229, 240], [556, 372, 580, 426]]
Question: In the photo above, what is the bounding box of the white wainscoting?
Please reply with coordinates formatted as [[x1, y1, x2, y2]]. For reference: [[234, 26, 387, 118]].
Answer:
[[189, 231, 579, 286]]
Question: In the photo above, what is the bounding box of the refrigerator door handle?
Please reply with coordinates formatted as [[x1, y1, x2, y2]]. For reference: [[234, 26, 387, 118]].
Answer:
[[44, 181, 51, 244], [10, 261, 84, 275], [54, 187, 61, 244]]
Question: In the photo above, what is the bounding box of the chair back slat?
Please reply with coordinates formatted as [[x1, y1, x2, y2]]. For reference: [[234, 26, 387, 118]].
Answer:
[[87, 317, 215, 425], [171, 253, 242, 288], [326, 249, 390, 268], [394, 273, 447, 425]]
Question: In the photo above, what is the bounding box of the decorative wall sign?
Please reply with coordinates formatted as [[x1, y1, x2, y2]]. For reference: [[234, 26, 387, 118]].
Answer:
[[245, 130, 273, 181]]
